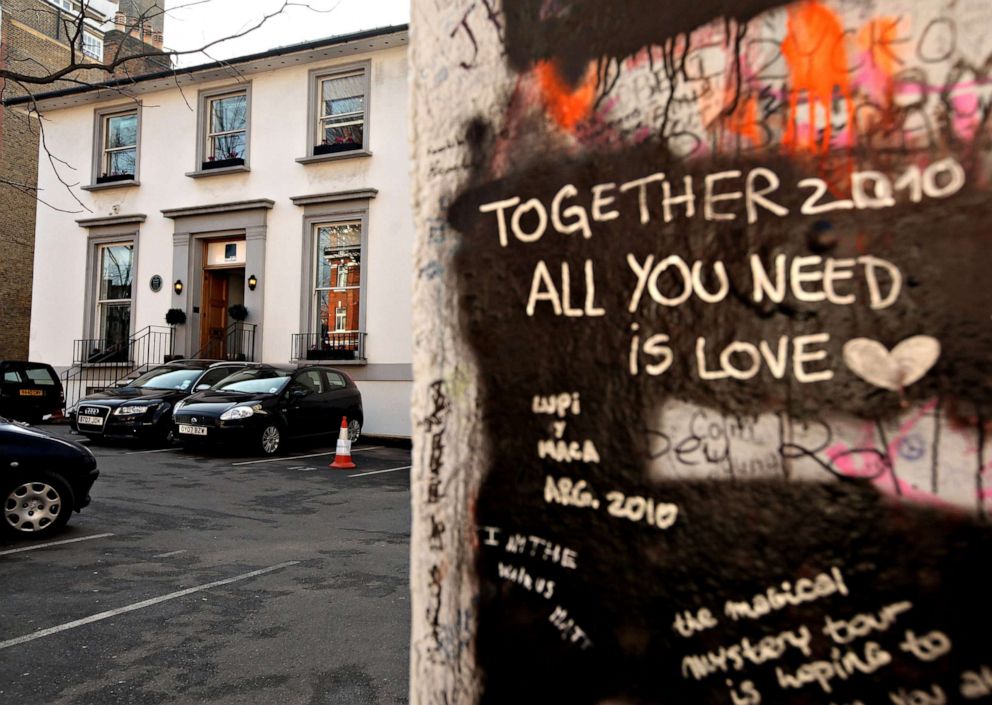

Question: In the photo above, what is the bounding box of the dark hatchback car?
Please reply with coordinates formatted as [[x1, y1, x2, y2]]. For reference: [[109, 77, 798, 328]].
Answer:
[[0, 361, 64, 424], [173, 364, 363, 455], [1, 417, 99, 538], [70, 360, 248, 443]]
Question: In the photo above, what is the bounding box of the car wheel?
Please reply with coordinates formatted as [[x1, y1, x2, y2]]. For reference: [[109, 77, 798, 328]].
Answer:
[[2, 473, 74, 539], [347, 417, 362, 443], [258, 424, 282, 456], [158, 424, 175, 446]]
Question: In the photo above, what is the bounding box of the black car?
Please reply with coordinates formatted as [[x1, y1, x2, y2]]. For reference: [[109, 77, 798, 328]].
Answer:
[[70, 360, 248, 443], [173, 364, 363, 455], [1, 417, 99, 538], [0, 361, 64, 424]]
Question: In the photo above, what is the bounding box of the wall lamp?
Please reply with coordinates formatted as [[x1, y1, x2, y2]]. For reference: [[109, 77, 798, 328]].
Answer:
[[174, 279, 184, 295], [247, 273, 258, 291]]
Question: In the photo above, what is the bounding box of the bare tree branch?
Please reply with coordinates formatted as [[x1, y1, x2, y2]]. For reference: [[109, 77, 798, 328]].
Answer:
[[0, 0, 350, 211], [6, 80, 92, 214], [0, 1, 331, 86]]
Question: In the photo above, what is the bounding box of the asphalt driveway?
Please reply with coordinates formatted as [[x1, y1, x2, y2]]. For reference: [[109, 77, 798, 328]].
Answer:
[[0, 426, 411, 705]]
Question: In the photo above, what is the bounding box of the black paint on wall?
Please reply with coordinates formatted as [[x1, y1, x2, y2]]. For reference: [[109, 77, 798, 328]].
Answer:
[[503, 0, 788, 84], [450, 145, 992, 421], [448, 142, 992, 704]]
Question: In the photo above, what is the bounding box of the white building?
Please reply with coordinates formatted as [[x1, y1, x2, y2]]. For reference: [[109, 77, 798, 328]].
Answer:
[[17, 25, 413, 438]]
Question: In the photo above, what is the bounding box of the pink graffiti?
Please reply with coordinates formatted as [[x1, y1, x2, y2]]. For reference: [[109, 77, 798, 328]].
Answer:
[[825, 400, 952, 508]]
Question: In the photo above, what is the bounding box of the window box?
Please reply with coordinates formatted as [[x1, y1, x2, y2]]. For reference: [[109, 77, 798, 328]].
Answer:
[[314, 142, 362, 156], [305, 348, 358, 361], [96, 173, 135, 184], [202, 157, 245, 170]]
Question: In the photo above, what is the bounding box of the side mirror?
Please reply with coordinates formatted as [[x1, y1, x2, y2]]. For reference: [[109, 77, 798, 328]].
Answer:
[[195, 384, 211, 391], [289, 388, 309, 400]]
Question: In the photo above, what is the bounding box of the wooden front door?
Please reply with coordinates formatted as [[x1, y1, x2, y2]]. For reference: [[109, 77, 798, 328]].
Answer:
[[201, 270, 229, 359]]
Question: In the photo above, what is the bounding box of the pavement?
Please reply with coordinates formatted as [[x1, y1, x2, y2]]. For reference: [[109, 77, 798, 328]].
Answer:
[[0, 426, 412, 705]]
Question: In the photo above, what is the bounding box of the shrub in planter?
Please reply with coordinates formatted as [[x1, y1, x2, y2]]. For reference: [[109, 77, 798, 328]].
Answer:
[[228, 304, 249, 321], [165, 308, 187, 325]]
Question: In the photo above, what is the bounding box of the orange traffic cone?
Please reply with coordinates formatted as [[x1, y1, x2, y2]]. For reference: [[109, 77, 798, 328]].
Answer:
[[329, 416, 356, 469]]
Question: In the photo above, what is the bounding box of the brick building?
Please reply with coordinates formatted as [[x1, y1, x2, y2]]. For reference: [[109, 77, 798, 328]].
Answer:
[[104, 0, 169, 78], [0, 0, 166, 359]]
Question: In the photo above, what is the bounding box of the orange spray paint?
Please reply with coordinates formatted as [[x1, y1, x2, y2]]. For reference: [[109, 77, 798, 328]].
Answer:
[[781, 1, 855, 153], [857, 17, 905, 80], [723, 93, 762, 149], [535, 59, 597, 132]]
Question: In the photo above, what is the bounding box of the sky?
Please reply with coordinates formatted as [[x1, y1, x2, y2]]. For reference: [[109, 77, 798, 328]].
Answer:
[[162, 0, 409, 67]]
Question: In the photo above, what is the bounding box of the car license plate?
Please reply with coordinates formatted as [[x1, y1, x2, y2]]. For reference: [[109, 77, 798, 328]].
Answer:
[[178, 424, 207, 436], [78, 415, 104, 426], [19, 389, 43, 397]]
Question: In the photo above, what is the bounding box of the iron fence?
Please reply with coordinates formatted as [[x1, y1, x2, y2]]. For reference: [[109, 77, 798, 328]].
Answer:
[[63, 326, 175, 409], [190, 322, 257, 362], [290, 332, 366, 362]]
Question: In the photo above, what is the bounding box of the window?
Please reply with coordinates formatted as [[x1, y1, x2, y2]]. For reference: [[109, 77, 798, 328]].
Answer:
[[196, 366, 239, 391], [313, 221, 361, 346], [99, 110, 137, 181], [293, 370, 325, 394], [325, 371, 347, 389], [49, 0, 74, 12], [304, 63, 370, 160], [24, 366, 57, 386], [81, 31, 102, 60], [94, 243, 133, 359], [292, 193, 372, 362], [90, 105, 140, 187], [202, 89, 248, 169]]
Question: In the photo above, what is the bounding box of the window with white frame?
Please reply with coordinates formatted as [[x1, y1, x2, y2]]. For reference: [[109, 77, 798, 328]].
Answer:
[[313, 222, 362, 345], [95, 243, 134, 355], [198, 87, 249, 170], [81, 31, 103, 60], [96, 109, 138, 182], [309, 64, 369, 157], [49, 0, 75, 12]]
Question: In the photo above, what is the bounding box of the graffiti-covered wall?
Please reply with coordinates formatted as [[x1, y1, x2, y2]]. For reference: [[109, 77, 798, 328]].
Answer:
[[409, 2, 992, 704]]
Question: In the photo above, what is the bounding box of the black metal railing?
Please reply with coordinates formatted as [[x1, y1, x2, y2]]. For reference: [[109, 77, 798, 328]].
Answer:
[[62, 325, 175, 409], [190, 322, 257, 362], [291, 332, 366, 362]]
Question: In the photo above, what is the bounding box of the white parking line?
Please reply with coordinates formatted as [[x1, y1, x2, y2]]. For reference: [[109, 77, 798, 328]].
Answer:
[[349, 465, 411, 478], [0, 533, 115, 557], [124, 447, 182, 455], [230, 446, 385, 466], [152, 550, 187, 558], [0, 561, 300, 651]]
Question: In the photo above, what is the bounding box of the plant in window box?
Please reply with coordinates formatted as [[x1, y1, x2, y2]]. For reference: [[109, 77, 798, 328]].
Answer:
[[228, 304, 249, 322], [314, 132, 361, 155], [96, 172, 134, 184], [203, 152, 245, 170]]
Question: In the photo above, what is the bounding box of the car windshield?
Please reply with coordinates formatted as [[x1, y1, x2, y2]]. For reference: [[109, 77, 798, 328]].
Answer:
[[128, 368, 203, 391], [215, 369, 291, 395]]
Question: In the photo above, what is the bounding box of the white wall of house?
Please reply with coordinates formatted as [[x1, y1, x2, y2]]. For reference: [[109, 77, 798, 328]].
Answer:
[[29, 35, 413, 437]]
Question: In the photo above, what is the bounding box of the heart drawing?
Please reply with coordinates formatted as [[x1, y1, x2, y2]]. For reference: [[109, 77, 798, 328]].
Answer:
[[842, 336, 941, 391]]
